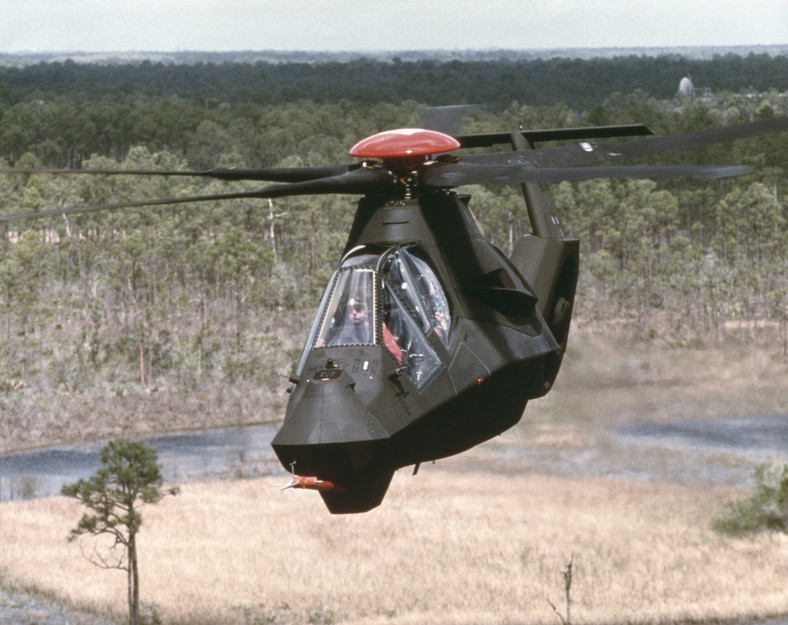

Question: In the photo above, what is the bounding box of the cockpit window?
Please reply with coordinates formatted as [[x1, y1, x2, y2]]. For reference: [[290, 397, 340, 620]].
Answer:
[[308, 245, 450, 390], [316, 268, 376, 347], [379, 248, 449, 389], [381, 248, 450, 345]]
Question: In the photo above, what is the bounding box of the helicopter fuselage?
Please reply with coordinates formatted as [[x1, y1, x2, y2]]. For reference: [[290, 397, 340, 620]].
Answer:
[[272, 189, 578, 513]]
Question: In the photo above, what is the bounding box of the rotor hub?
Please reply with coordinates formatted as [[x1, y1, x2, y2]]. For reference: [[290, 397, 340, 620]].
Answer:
[[350, 128, 461, 171]]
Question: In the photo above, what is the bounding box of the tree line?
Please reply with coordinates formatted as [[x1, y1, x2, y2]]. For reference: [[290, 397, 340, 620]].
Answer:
[[2, 52, 788, 162], [3, 53, 788, 170], [0, 62, 787, 410]]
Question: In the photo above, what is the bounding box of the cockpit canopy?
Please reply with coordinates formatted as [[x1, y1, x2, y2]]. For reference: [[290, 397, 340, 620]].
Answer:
[[302, 245, 451, 390]]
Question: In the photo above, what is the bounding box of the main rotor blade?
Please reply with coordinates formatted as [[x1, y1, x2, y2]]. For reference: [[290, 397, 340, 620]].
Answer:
[[455, 123, 652, 148], [0, 167, 397, 222], [423, 162, 753, 188], [456, 115, 788, 171], [0, 164, 355, 183], [4, 117, 783, 188], [0, 189, 270, 222], [591, 115, 788, 161]]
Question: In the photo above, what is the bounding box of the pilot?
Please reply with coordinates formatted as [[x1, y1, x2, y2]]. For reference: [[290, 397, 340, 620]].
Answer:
[[334, 298, 374, 345]]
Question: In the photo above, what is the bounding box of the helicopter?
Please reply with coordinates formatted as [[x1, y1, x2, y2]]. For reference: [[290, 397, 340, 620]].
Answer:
[[2, 114, 787, 513]]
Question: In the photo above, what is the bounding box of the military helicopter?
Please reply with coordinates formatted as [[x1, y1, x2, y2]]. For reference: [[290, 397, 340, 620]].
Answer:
[[2, 114, 787, 513]]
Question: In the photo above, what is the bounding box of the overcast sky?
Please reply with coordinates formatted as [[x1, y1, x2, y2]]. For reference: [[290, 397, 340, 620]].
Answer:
[[1, 0, 787, 53]]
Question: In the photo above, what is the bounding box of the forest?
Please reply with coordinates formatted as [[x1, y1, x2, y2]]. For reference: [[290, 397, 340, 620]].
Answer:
[[3, 52, 788, 113], [0, 53, 787, 442]]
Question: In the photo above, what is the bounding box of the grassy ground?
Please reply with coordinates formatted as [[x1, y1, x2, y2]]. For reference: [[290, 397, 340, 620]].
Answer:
[[1, 325, 787, 625], [466, 322, 788, 485], [1, 474, 786, 625]]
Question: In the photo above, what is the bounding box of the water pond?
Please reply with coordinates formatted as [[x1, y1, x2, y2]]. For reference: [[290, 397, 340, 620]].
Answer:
[[1, 414, 785, 502], [0, 423, 281, 502]]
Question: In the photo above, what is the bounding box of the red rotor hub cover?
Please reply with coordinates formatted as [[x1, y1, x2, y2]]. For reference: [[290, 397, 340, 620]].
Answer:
[[349, 128, 460, 169]]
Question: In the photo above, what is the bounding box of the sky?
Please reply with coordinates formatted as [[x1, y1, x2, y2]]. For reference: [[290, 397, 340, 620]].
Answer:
[[1, 0, 787, 53]]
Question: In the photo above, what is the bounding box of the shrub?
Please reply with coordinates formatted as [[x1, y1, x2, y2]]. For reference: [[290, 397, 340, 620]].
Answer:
[[713, 461, 788, 535]]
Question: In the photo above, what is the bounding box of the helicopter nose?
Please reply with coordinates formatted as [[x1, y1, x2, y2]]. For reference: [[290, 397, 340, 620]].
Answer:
[[271, 366, 391, 479]]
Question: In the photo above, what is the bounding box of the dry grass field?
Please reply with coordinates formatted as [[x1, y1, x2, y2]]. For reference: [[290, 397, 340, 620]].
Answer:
[[1, 326, 787, 625], [1, 474, 787, 625]]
